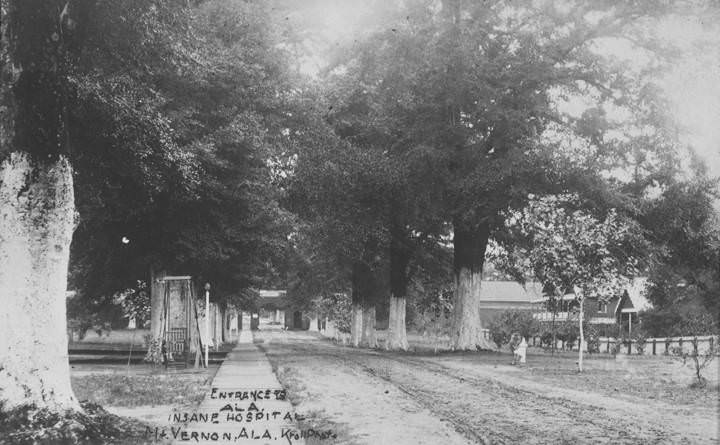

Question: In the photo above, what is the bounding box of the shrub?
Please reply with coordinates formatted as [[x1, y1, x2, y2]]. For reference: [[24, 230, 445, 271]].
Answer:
[[671, 337, 718, 387], [488, 310, 540, 349], [639, 308, 684, 337], [677, 312, 719, 336], [634, 332, 647, 355], [487, 318, 511, 350], [670, 313, 719, 386], [144, 335, 164, 365], [585, 326, 601, 353], [556, 321, 579, 350], [540, 331, 554, 348]]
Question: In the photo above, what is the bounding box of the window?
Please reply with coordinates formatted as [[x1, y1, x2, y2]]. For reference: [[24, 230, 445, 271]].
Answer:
[[598, 302, 608, 313]]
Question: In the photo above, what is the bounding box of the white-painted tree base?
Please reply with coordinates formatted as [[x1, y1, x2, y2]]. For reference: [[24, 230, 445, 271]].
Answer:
[[452, 267, 493, 351], [386, 296, 409, 351], [0, 152, 79, 412]]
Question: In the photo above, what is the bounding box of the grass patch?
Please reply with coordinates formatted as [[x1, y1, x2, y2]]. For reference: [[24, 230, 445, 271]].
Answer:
[[71, 372, 212, 408]]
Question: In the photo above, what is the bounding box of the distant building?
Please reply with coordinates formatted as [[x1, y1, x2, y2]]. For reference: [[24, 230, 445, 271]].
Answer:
[[480, 278, 652, 333], [256, 289, 306, 329], [614, 278, 653, 334], [478, 281, 544, 326]]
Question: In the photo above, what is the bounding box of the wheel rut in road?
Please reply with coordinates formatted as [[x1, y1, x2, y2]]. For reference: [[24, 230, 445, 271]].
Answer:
[[263, 337, 707, 444]]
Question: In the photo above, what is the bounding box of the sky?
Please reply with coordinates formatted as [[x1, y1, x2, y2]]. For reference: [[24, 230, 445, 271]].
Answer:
[[657, 16, 720, 178]]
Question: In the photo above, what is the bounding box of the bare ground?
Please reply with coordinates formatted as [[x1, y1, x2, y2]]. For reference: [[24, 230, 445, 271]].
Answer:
[[256, 329, 719, 445]]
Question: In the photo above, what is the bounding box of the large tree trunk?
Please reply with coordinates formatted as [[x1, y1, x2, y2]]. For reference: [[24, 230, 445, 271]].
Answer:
[[451, 220, 493, 350], [350, 267, 363, 347], [308, 313, 319, 332], [578, 296, 584, 372], [361, 304, 378, 348], [386, 232, 410, 351], [0, 0, 83, 411], [0, 153, 79, 411], [351, 262, 377, 348], [387, 296, 409, 350], [350, 301, 363, 347], [352, 262, 379, 348]]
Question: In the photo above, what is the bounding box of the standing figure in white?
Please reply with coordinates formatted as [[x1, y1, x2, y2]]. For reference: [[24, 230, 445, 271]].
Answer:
[[516, 336, 527, 365], [510, 332, 528, 365]]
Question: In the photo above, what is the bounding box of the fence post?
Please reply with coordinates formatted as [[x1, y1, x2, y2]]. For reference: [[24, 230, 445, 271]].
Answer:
[[678, 337, 683, 353], [709, 336, 714, 352], [606, 338, 610, 353], [627, 339, 631, 355]]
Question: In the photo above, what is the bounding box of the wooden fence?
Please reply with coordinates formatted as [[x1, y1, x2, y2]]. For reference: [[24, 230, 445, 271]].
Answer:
[[596, 335, 718, 356], [525, 334, 718, 355]]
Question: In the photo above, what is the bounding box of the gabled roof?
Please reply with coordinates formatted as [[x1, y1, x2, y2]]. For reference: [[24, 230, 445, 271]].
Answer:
[[479, 281, 545, 303], [616, 278, 652, 314]]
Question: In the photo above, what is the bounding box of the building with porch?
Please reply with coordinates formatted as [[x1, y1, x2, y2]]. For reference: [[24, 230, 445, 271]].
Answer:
[[480, 278, 652, 333]]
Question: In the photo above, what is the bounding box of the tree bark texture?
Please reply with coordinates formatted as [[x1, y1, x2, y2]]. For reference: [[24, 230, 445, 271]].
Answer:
[[350, 301, 363, 347], [351, 262, 377, 348], [361, 304, 378, 348], [308, 313, 319, 332], [578, 297, 584, 372], [0, 153, 78, 411], [387, 296, 409, 351], [451, 220, 493, 350], [0, 0, 86, 412], [386, 232, 410, 351], [352, 261, 380, 348]]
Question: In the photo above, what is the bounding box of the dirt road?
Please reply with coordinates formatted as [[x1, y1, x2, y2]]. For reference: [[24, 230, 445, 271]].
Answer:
[[256, 329, 718, 445]]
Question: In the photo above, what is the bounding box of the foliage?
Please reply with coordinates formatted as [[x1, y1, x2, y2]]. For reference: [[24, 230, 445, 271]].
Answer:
[[487, 310, 540, 349], [494, 194, 646, 366], [68, 0, 299, 304], [286, 0, 704, 346], [143, 336, 164, 366], [641, 308, 720, 338], [408, 283, 454, 334], [314, 293, 353, 334], [66, 294, 123, 339], [639, 308, 685, 337], [634, 332, 648, 355], [676, 313, 719, 337], [496, 194, 645, 301], [0, 401, 152, 445], [117, 281, 150, 327], [641, 177, 720, 321], [556, 320, 580, 350], [143, 335, 165, 365]]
